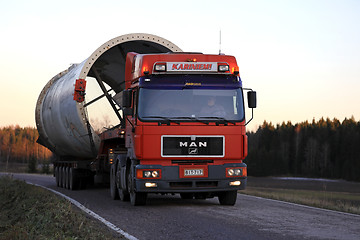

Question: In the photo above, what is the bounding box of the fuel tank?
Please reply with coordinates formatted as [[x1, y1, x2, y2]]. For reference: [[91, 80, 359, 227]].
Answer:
[[35, 33, 182, 159]]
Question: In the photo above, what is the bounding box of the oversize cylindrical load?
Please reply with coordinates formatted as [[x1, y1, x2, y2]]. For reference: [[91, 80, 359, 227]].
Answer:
[[36, 33, 182, 159]]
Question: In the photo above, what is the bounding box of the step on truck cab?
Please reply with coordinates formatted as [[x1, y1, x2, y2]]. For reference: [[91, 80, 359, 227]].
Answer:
[[110, 52, 257, 205]]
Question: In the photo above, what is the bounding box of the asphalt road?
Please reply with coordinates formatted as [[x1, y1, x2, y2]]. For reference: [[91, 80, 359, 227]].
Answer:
[[2, 173, 360, 240]]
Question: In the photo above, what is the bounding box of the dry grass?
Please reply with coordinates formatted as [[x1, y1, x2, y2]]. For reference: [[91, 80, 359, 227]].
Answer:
[[0, 175, 123, 240], [241, 186, 360, 215]]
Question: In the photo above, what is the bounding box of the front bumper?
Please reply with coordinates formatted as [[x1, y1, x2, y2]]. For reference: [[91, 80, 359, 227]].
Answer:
[[134, 163, 247, 193]]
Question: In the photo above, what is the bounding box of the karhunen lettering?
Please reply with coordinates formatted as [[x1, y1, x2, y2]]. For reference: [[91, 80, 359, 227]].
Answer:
[[172, 63, 212, 70]]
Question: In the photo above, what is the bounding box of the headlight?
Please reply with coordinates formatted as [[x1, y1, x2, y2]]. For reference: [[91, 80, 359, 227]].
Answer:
[[227, 169, 234, 176], [137, 169, 161, 179], [144, 171, 151, 178], [226, 167, 246, 177], [152, 171, 159, 178]]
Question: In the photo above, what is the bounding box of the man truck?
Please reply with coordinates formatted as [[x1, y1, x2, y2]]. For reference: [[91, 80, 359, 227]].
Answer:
[[35, 33, 256, 206]]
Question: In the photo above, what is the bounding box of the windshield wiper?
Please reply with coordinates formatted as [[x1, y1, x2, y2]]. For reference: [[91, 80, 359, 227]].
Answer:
[[142, 116, 180, 125], [169, 116, 209, 125], [198, 116, 236, 125]]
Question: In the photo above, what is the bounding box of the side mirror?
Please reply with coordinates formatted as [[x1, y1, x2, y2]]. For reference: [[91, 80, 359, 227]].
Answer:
[[122, 90, 132, 108], [247, 91, 257, 108]]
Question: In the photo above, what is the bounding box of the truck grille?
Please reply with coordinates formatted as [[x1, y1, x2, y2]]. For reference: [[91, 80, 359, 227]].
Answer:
[[162, 135, 224, 157]]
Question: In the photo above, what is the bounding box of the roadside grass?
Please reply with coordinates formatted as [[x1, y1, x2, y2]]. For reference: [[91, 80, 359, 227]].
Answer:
[[0, 176, 123, 240], [241, 186, 360, 215]]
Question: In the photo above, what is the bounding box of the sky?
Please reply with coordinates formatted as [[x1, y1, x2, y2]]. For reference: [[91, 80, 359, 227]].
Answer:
[[0, 0, 359, 131]]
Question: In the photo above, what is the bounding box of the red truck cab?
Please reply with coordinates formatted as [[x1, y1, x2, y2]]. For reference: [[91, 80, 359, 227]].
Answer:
[[112, 52, 256, 205]]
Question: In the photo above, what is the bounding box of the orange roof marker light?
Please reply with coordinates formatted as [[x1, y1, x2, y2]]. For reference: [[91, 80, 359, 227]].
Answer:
[[232, 66, 240, 75], [142, 66, 149, 75]]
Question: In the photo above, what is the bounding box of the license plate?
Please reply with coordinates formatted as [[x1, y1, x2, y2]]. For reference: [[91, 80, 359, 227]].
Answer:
[[184, 169, 204, 176]]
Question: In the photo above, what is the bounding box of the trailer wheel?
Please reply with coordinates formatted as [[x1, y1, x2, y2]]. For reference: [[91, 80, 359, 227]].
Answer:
[[69, 167, 79, 190], [110, 164, 119, 200], [65, 167, 70, 189], [218, 191, 237, 206], [55, 166, 60, 187], [128, 170, 147, 206], [59, 167, 64, 188]]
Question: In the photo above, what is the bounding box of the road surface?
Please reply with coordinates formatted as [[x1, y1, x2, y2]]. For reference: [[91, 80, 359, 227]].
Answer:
[[1, 173, 359, 240]]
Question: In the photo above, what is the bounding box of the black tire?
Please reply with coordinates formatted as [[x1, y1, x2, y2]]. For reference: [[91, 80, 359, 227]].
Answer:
[[59, 167, 64, 188], [65, 167, 70, 189], [218, 191, 238, 206], [69, 167, 79, 190], [118, 163, 130, 201], [130, 191, 147, 206], [180, 193, 194, 199], [79, 176, 87, 190], [55, 166, 60, 187], [62, 167, 67, 189], [128, 170, 147, 206], [87, 175, 94, 186], [110, 164, 119, 200], [119, 188, 130, 202]]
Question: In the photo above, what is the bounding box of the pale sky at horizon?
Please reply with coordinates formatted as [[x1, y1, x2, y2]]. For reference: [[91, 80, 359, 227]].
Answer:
[[0, 0, 359, 131]]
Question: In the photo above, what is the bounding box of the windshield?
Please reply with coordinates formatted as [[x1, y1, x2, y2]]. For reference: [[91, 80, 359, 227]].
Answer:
[[138, 88, 244, 122]]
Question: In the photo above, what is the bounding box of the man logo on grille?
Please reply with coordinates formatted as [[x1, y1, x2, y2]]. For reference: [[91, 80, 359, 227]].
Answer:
[[179, 142, 207, 147], [189, 148, 198, 154]]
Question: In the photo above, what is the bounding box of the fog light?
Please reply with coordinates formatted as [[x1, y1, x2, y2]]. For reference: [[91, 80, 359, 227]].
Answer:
[[230, 181, 241, 186], [145, 182, 157, 188]]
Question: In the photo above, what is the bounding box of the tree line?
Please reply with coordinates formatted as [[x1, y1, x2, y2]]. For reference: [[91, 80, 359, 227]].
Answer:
[[1, 119, 360, 181], [0, 125, 52, 172], [245, 117, 360, 182]]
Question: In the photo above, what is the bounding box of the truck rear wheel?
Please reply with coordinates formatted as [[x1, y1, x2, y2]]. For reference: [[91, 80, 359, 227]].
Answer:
[[110, 164, 119, 200], [218, 191, 238, 206]]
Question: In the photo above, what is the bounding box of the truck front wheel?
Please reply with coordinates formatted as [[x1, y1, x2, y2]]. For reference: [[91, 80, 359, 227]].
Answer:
[[218, 191, 238, 206], [128, 170, 147, 206]]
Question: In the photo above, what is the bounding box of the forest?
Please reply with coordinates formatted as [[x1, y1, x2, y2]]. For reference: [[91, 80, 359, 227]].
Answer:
[[245, 117, 360, 182], [1, 118, 360, 182], [0, 125, 52, 172]]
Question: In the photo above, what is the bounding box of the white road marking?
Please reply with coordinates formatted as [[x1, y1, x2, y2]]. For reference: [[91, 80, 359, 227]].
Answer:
[[240, 193, 360, 218], [28, 182, 139, 240]]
